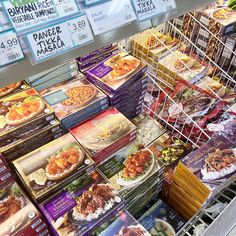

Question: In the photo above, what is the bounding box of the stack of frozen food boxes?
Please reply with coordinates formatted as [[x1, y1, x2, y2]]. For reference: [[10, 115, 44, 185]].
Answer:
[[0, 88, 63, 161], [85, 49, 148, 119]]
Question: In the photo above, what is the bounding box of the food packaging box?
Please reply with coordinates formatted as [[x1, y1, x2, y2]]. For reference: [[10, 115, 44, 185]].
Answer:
[[40, 170, 124, 236], [0, 181, 43, 236], [158, 50, 208, 83], [78, 47, 119, 72], [138, 199, 185, 234], [180, 135, 236, 195], [77, 43, 117, 63], [12, 133, 95, 202], [92, 210, 150, 236], [132, 114, 166, 146], [148, 132, 194, 166], [197, 5, 236, 36], [85, 51, 147, 94], [41, 77, 109, 129], [131, 29, 179, 61], [0, 88, 55, 145], [70, 107, 137, 163], [97, 140, 164, 203], [1, 119, 62, 161], [27, 60, 78, 87], [0, 81, 30, 98]]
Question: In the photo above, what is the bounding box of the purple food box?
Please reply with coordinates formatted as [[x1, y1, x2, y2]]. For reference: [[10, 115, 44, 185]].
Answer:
[[92, 210, 150, 236], [181, 135, 236, 192], [85, 51, 147, 94], [40, 170, 124, 236], [77, 43, 117, 63]]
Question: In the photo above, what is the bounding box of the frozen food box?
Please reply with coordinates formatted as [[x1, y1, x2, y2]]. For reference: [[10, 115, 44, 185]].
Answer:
[[41, 77, 109, 128], [0, 181, 42, 236], [1, 119, 62, 161], [13, 133, 95, 202], [0, 81, 30, 98], [197, 5, 236, 36], [92, 210, 151, 236], [148, 132, 194, 166], [132, 114, 166, 146], [97, 140, 164, 202], [139, 199, 185, 234], [85, 51, 147, 94], [131, 29, 179, 61], [70, 107, 137, 163], [0, 88, 55, 144], [158, 50, 208, 83], [40, 170, 124, 236], [180, 135, 236, 194]]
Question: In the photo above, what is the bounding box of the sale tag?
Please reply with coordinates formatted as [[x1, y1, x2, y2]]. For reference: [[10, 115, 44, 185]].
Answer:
[[0, 2, 12, 32], [26, 14, 94, 63], [86, 0, 137, 35], [2, 0, 80, 32], [132, 0, 165, 21], [0, 29, 24, 67]]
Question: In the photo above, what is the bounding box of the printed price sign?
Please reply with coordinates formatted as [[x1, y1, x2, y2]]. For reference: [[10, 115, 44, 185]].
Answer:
[[132, 0, 165, 21], [162, 0, 176, 12], [0, 2, 12, 32], [2, 0, 80, 32], [86, 0, 137, 35], [26, 14, 94, 63], [0, 30, 24, 67]]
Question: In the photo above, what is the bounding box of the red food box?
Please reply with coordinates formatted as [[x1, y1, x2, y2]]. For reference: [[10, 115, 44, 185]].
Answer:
[[70, 107, 137, 163]]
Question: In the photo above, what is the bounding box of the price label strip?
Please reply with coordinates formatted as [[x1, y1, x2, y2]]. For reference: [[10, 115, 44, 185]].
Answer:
[[26, 14, 94, 63], [86, 0, 137, 35], [132, 0, 165, 21], [0, 29, 24, 67], [2, 0, 80, 32]]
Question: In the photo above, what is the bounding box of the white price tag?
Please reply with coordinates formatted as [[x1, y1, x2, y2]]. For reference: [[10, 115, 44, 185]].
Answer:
[[0, 30, 24, 67], [162, 0, 176, 12], [86, 0, 137, 35], [0, 3, 12, 32], [26, 15, 94, 63], [2, 0, 80, 32], [132, 0, 165, 21]]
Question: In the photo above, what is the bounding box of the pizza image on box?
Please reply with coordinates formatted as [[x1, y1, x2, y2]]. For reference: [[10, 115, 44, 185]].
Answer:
[[0, 82, 22, 98]]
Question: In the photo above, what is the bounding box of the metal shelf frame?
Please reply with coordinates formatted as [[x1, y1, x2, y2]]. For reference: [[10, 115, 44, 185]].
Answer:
[[0, 0, 214, 87]]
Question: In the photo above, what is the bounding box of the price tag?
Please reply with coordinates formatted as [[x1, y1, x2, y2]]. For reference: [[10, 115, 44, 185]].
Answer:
[[86, 0, 137, 35], [0, 29, 24, 67], [0, 3, 12, 32], [26, 14, 94, 63], [84, 0, 106, 6], [2, 0, 80, 32], [162, 0, 176, 12], [132, 0, 165, 21]]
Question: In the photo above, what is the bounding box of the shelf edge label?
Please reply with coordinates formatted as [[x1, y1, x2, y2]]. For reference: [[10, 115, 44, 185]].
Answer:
[[2, 0, 80, 32], [0, 29, 24, 67], [26, 14, 94, 63]]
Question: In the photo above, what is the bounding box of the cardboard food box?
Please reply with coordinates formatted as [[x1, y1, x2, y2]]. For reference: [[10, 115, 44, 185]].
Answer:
[[41, 78, 109, 129], [0, 81, 30, 98], [158, 50, 208, 83], [139, 199, 186, 235], [0, 88, 55, 144], [98, 140, 164, 202], [13, 133, 94, 202], [132, 114, 166, 146], [77, 43, 117, 63], [197, 5, 236, 36], [40, 170, 124, 236], [180, 135, 236, 194], [131, 28, 179, 61], [148, 132, 194, 166], [92, 210, 151, 236], [85, 51, 147, 94], [1, 119, 62, 161], [0, 181, 42, 236], [70, 107, 137, 163]]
